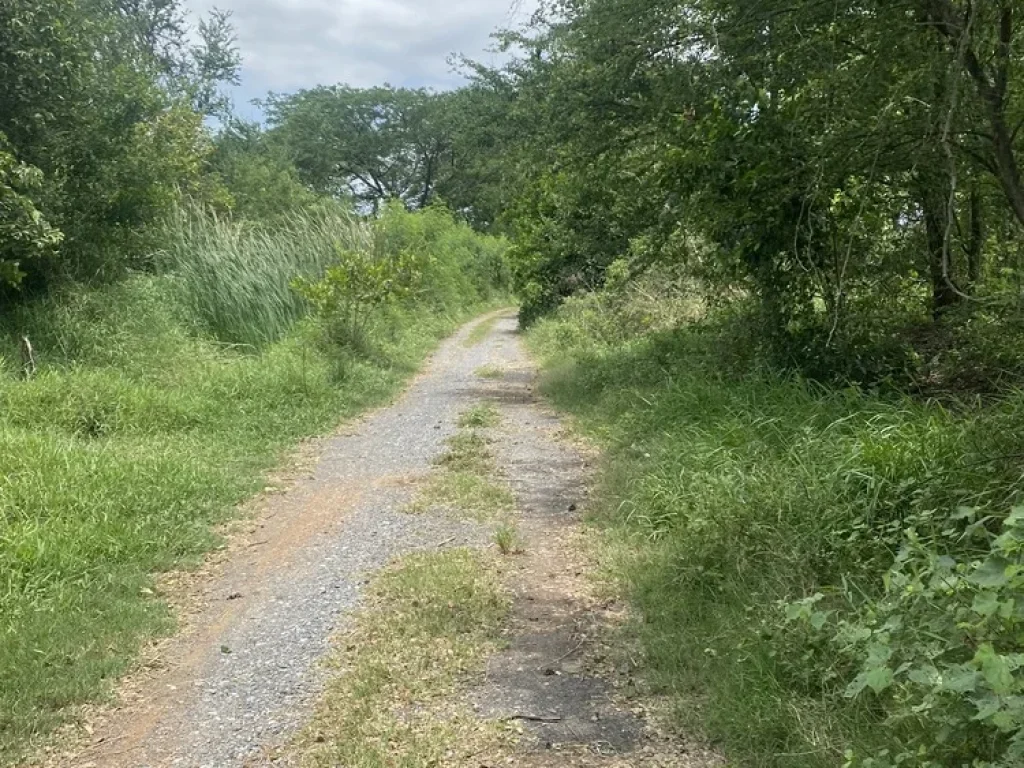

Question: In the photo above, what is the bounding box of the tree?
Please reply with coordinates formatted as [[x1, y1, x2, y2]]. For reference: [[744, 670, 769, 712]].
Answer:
[[0, 0, 240, 288], [265, 86, 453, 211]]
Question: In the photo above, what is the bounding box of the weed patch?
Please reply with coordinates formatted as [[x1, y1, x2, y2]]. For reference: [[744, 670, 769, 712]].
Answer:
[[475, 364, 505, 380], [408, 428, 515, 521], [492, 522, 523, 556], [458, 403, 501, 429], [283, 549, 511, 766]]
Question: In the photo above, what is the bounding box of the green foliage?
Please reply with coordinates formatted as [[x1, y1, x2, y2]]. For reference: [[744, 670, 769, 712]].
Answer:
[[0, 136, 62, 287], [790, 508, 1024, 767], [477, 0, 1024, 382], [529, 287, 1024, 767], [157, 203, 363, 348], [296, 204, 509, 353], [266, 86, 452, 211], [0, 202, 504, 759], [0, 0, 239, 290], [206, 120, 323, 221]]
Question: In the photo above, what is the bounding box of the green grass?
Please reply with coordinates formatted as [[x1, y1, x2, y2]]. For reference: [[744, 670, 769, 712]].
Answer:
[[527, 300, 1024, 767], [284, 549, 511, 766], [474, 364, 505, 379], [492, 522, 523, 556], [0, 205, 510, 763], [157, 205, 369, 348], [408, 428, 516, 521], [458, 403, 501, 429], [462, 314, 502, 347]]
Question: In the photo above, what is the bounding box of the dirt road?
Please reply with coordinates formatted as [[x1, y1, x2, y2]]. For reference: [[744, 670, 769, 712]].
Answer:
[[48, 313, 712, 768]]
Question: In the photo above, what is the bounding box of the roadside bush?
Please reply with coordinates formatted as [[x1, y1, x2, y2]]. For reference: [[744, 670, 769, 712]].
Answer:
[[528, 286, 1024, 767], [296, 204, 508, 355]]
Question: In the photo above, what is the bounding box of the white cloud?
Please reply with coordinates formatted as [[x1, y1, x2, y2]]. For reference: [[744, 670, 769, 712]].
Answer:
[[184, 0, 536, 116]]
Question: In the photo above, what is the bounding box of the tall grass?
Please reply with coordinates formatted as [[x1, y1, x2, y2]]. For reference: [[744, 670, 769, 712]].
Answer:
[[0, 205, 508, 763], [157, 204, 371, 348], [528, 288, 1024, 767]]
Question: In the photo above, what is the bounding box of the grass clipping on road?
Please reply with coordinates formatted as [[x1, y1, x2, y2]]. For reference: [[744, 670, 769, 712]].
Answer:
[[286, 549, 512, 766]]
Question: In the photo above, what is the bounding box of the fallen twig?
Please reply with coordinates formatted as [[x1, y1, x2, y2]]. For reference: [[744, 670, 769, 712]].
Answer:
[[542, 639, 587, 669], [501, 714, 563, 723]]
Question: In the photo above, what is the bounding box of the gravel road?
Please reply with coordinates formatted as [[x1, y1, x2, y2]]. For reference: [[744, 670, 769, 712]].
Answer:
[[65, 312, 516, 768]]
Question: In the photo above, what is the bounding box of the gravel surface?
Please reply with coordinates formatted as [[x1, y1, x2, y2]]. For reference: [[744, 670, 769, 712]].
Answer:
[[67, 312, 514, 768]]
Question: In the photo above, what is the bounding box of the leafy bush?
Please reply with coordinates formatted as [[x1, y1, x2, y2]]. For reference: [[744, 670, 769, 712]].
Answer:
[[0, 136, 62, 287], [296, 204, 509, 353], [789, 507, 1024, 767]]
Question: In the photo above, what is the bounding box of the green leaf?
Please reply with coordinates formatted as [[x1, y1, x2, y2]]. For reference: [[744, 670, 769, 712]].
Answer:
[[866, 666, 894, 694], [973, 591, 1001, 617], [970, 557, 1012, 588], [975, 644, 1016, 695], [1006, 507, 1024, 528], [940, 665, 980, 693]]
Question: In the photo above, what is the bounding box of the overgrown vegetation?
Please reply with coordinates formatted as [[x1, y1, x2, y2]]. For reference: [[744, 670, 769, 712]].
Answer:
[[9, 0, 1024, 765], [529, 277, 1024, 767], [0, 204, 507, 762], [284, 549, 511, 766]]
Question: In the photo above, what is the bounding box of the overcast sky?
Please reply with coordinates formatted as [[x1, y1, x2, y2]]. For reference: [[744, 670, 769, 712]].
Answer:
[[183, 0, 536, 119]]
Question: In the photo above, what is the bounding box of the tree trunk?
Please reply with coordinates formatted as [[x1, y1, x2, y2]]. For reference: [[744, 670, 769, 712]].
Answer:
[[923, 192, 960, 318], [919, 0, 1024, 227], [989, 110, 1024, 227], [967, 185, 984, 289]]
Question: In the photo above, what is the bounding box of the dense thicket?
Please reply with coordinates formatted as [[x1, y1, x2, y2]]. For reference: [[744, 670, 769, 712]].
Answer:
[[0, 0, 244, 291], [476, 0, 1024, 388]]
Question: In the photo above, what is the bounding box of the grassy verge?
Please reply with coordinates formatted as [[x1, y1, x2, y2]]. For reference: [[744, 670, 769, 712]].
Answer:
[[0, 204, 509, 763], [283, 549, 511, 766], [527, 291, 1024, 767]]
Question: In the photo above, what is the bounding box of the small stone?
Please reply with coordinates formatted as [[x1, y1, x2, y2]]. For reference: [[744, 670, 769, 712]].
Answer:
[[227, 592, 243, 601]]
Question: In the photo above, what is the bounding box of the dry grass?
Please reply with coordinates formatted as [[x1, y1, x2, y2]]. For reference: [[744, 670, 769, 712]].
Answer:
[[408, 426, 516, 521], [281, 549, 513, 766]]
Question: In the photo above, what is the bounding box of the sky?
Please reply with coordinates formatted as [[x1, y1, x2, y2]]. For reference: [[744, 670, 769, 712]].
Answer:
[[183, 0, 537, 120]]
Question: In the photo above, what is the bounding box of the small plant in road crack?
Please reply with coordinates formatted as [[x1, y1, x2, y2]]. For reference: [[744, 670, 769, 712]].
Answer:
[[459, 403, 501, 429], [493, 522, 524, 555]]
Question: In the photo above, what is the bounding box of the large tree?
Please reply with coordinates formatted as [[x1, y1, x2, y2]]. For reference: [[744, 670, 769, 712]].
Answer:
[[0, 0, 240, 290], [266, 86, 454, 212]]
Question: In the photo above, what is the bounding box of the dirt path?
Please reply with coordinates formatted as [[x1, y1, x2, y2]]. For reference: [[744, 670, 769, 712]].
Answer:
[[42, 313, 714, 768]]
